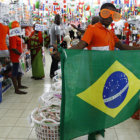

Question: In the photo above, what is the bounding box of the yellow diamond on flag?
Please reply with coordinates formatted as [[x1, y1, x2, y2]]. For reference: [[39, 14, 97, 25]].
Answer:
[[77, 61, 140, 118]]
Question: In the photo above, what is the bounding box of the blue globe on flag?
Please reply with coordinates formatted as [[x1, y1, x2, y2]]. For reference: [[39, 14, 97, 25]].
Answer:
[[103, 71, 129, 109]]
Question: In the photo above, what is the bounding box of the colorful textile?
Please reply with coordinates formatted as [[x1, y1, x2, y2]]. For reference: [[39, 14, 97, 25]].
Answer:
[[82, 22, 119, 50], [60, 49, 140, 140], [9, 36, 22, 63], [0, 23, 9, 50], [43, 33, 50, 48], [25, 26, 33, 36], [28, 31, 44, 78]]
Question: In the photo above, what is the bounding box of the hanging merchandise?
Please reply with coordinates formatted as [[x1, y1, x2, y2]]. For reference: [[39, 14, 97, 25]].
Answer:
[[0, 2, 10, 25], [91, 8, 95, 15], [124, 0, 130, 4], [54, 10, 57, 15], [97, 0, 100, 4], [84, 4, 90, 11], [35, 0, 40, 9], [0, 22, 9, 57], [53, 2, 59, 6], [0, 3, 10, 57], [9, 20, 20, 29], [79, 1, 84, 9], [9, 2, 33, 27], [110, 23, 115, 33]]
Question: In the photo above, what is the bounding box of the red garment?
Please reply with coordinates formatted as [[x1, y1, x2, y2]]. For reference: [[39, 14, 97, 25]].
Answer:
[[110, 23, 115, 33], [132, 110, 140, 120], [25, 26, 33, 36], [82, 22, 119, 50], [0, 23, 9, 50], [30, 31, 43, 43], [28, 31, 43, 62], [123, 28, 131, 45], [9, 36, 23, 63], [124, 0, 129, 4]]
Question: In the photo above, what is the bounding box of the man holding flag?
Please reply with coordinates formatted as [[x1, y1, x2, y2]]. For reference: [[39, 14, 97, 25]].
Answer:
[[62, 2, 140, 140]]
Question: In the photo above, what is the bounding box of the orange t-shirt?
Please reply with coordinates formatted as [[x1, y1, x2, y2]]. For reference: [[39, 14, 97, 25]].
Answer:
[[9, 36, 23, 63], [82, 22, 119, 50], [0, 23, 9, 50]]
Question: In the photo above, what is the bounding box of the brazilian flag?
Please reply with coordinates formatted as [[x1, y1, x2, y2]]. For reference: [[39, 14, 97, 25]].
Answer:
[[60, 49, 140, 140]]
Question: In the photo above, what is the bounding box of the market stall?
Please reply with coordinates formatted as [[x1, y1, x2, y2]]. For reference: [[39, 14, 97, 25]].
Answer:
[[0, 0, 139, 139]]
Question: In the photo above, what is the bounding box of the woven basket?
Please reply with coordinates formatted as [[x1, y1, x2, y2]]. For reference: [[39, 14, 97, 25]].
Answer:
[[31, 107, 60, 140]]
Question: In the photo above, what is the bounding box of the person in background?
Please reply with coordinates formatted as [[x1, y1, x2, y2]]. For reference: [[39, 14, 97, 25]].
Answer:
[[69, 29, 75, 40], [76, 24, 82, 40], [123, 22, 131, 45], [24, 26, 33, 37], [115, 26, 122, 40], [70, 3, 140, 140], [26, 23, 45, 80], [49, 14, 61, 79], [71, 16, 100, 34], [9, 21, 28, 94], [131, 25, 138, 41], [43, 31, 50, 49]]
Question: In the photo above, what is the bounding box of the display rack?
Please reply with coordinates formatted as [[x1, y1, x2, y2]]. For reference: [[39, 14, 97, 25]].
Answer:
[[0, 51, 31, 103], [9, 2, 33, 27], [2, 78, 12, 93], [0, 58, 12, 103]]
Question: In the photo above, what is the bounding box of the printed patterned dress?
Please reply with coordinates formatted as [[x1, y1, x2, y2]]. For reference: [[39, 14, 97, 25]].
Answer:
[[43, 32, 50, 48], [28, 31, 45, 79]]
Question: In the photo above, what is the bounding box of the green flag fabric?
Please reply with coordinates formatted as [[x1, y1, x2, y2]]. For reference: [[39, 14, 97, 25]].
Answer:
[[60, 49, 140, 140]]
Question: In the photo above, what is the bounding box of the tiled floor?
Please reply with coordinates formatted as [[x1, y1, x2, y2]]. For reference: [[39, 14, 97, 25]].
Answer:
[[0, 50, 140, 140]]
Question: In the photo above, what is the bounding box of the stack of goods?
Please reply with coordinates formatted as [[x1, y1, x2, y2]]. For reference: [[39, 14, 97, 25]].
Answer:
[[0, 2, 9, 25], [9, 3, 33, 27], [52, 69, 62, 83], [31, 106, 60, 140], [39, 67, 62, 106], [31, 65, 62, 139], [71, 38, 80, 46]]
